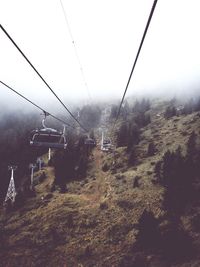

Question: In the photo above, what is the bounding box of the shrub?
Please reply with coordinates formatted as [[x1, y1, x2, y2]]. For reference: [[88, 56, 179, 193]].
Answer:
[[102, 163, 109, 172]]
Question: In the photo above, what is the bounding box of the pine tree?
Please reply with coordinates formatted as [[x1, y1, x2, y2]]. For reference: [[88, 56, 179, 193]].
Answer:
[[154, 161, 162, 182], [186, 131, 196, 158], [117, 123, 129, 147], [159, 147, 194, 215], [164, 106, 177, 119], [147, 142, 156, 156]]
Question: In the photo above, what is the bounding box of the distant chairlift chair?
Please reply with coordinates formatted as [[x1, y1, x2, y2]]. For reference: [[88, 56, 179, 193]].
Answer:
[[101, 138, 112, 151], [84, 137, 96, 147]]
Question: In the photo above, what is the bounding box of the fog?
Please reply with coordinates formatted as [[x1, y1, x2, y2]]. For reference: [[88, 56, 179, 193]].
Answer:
[[0, 0, 200, 114]]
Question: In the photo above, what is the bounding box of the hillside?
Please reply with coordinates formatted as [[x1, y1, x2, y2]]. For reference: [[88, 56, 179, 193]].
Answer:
[[1, 99, 200, 267]]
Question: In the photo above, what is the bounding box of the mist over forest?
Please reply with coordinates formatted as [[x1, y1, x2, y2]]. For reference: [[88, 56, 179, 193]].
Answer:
[[1, 90, 200, 200]]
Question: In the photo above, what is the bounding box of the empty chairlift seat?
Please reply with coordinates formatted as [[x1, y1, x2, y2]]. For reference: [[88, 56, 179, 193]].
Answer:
[[30, 113, 67, 149], [101, 138, 112, 151], [30, 128, 67, 149], [84, 138, 96, 147]]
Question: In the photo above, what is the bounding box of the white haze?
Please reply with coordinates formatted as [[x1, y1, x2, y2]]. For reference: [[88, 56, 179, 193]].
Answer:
[[0, 0, 200, 114]]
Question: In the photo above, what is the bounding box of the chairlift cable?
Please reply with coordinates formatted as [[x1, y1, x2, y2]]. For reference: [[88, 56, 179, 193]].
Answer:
[[0, 24, 89, 133], [112, 0, 158, 133], [59, 0, 92, 101], [0, 80, 75, 129]]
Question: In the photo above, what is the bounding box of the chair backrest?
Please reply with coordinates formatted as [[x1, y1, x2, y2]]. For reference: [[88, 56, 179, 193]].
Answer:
[[30, 132, 67, 149]]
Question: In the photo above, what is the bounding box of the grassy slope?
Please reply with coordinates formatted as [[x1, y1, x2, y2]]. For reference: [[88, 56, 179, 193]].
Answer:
[[1, 102, 200, 267]]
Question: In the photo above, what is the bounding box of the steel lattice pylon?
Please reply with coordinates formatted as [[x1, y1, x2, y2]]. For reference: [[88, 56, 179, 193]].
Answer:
[[5, 166, 17, 203]]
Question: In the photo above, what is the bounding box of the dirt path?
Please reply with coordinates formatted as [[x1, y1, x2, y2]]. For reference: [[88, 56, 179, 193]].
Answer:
[[80, 147, 113, 206]]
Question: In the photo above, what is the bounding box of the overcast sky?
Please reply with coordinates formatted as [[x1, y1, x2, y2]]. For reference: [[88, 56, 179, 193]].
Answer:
[[0, 0, 200, 112]]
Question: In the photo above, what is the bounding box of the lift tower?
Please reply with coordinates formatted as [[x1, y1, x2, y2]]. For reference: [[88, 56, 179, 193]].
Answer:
[[5, 165, 17, 203]]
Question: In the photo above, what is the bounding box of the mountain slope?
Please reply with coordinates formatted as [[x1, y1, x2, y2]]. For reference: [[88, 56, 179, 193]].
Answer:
[[1, 100, 200, 267]]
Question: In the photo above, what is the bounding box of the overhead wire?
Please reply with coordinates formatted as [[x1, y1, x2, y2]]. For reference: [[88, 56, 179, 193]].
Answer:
[[0, 24, 89, 133], [59, 0, 92, 101], [0, 80, 76, 129], [112, 0, 158, 133]]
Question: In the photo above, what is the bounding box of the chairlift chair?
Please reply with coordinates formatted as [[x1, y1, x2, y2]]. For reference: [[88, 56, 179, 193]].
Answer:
[[84, 137, 96, 147], [30, 112, 67, 149], [101, 138, 112, 151]]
